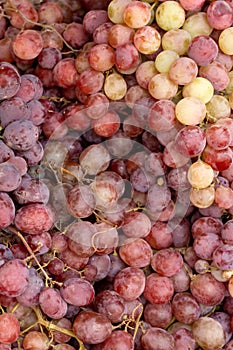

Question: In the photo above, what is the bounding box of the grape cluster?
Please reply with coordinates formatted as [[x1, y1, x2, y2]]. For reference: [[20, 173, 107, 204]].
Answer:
[[0, 0, 233, 349]]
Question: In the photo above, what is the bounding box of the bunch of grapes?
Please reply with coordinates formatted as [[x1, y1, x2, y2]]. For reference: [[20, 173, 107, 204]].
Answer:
[[1, 0, 233, 349]]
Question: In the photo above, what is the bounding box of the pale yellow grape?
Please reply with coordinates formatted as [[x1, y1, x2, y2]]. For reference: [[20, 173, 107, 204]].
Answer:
[[155, 1, 185, 31], [182, 77, 214, 104], [108, 0, 132, 24], [225, 71, 233, 93], [219, 27, 233, 55], [104, 73, 127, 100], [207, 95, 231, 120], [175, 97, 206, 125], [189, 186, 215, 208], [188, 160, 214, 189], [161, 29, 191, 55], [148, 73, 178, 100], [155, 50, 179, 73], [182, 12, 213, 39]]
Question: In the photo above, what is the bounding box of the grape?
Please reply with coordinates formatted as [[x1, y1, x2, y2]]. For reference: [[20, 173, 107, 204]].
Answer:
[[215, 185, 233, 209], [175, 97, 206, 126], [67, 184, 96, 218], [189, 186, 215, 209], [60, 278, 95, 306], [188, 160, 214, 189], [106, 130, 133, 157], [151, 249, 183, 277], [161, 29, 191, 55], [58, 248, 89, 271], [38, 2, 63, 24], [192, 317, 225, 350], [38, 47, 62, 69], [182, 77, 214, 104], [53, 318, 72, 344], [175, 126, 206, 158], [101, 330, 134, 350], [88, 43, 115, 71], [199, 61, 230, 91], [202, 145, 232, 171], [122, 212, 151, 238], [66, 220, 96, 258], [207, 0, 233, 30], [123, 1, 151, 29], [188, 35, 218, 66], [145, 221, 173, 249], [39, 287, 67, 319], [13, 176, 50, 204], [0, 96, 31, 128], [0, 313, 20, 344], [141, 328, 175, 350], [0, 192, 15, 229], [119, 237, 153, 268], [113, 266, 145, 301], [3, 120, 39, 151], [221, 220, 233, 244], [91, 110, 120, 138], [169, 57, 198, 85], [108, 23, 134, 48], [0, 62, 21, 99], [17, 267, 44, 307], [73, 311, 112, 344], [173, 328, 195, 350], [171, 265, 191, 292], [23, 331, 49, 350], [0, 259, 29, 297], [136, 61, 158, 89], [93, 22, 113, 44], [144, 302, 172, 328], [88, 254, 111, 281], [172, 292, 201, 325], [212, 244, 233, 270], [14, 203, 55, 235], [172, 218, 191, 248], [216, 117, 233, 147], [94, 290, 125, 323], [105, 73, 127, 100], [193, 233, 221, 260], [219, 26, 233, 55], [85, 92, 109, 120], [148, 100, 176, 132], [163, 140, 190, 168], [211, 311, 232, 343], [144, 273, 174, 304], [180, 0, 205, 11], [155, 50, 179, 74], [12, 29, 43, 60], [206, 124, 231, 150], [78, 68, 104, 95], [133, 26, 161, 55], [148, 73, 178, 100], [190, 273, 226, 305], [155, 1, 185, 31], [83, 9, 108, 34], [146, 183, 171, 212], [27, 99, 45, 126], [15, 74, 43, 102]]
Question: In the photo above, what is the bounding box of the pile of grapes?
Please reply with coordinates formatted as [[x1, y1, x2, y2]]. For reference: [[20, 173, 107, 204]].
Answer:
[[2, 0, 233, 349]]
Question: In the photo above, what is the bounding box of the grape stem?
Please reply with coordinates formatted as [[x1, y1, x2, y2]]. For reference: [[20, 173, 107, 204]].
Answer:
[[3, 226, 62, 288], [32, 306, 85, 350], [1, 7, 80, 54]]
